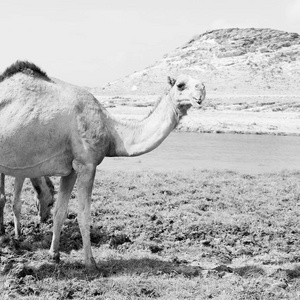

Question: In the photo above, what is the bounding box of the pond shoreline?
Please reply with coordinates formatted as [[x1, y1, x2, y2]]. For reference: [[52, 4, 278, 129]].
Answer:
[[97, 94, 300, 137]]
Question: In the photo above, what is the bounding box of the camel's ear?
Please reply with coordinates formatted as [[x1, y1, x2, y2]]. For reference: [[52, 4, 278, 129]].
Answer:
[[168, 76, 176, 87]]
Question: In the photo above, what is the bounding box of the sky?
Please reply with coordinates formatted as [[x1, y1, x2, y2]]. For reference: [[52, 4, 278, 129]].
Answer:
[[0, 0, 299, 87]]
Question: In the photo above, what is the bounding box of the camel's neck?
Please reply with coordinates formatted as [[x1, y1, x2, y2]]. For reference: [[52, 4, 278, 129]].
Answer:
[[106, 94, 181, 157]]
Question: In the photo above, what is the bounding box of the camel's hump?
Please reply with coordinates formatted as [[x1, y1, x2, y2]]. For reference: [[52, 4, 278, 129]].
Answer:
[[0, 60, 51, 82]]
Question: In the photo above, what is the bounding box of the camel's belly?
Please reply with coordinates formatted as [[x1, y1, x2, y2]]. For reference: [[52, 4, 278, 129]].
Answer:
[[0, 149, 73, 178]]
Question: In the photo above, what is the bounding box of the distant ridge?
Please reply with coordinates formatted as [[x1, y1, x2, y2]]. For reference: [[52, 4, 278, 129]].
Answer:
[[96, 28, 300, 95]]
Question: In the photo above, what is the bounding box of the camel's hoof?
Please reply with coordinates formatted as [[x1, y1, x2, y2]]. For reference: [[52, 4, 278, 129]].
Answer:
[[86, 262, 98, 271], [49, 251, 60, 263], [85, 264, 103, 276], [85, 259, 102, 275]]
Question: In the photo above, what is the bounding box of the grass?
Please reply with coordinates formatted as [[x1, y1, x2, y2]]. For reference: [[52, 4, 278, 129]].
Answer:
[[1, 169, 300, 299]]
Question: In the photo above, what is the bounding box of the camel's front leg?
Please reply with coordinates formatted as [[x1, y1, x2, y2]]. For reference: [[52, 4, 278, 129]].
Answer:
[[13, 177, 25, 239], [75, 163, 97, 270], [0, 174, 6, 235], [49, 170, 77, 262]]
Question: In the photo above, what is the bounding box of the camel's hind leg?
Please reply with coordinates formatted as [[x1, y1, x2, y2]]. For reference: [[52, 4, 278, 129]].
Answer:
[[13, 177, 25, 239], [0, 174, 6, 235], [49, 170, 77, 263], [75, 163, 97, 270]]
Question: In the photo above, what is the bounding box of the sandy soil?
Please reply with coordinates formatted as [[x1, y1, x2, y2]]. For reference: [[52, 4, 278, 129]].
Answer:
[[97, 94, 300, 136]]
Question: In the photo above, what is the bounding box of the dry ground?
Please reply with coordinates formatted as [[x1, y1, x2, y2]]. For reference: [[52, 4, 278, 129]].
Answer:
[[1, 170, 300, 299]]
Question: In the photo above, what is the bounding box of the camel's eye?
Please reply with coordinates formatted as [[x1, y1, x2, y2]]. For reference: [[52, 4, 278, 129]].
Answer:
[[177, 82, 186, 91]]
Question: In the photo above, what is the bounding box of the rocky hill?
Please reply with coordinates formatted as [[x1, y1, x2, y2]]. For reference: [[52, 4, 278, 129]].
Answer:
[[96, 28, 300, 95]]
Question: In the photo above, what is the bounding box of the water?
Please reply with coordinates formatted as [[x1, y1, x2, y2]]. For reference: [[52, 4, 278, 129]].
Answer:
[[98, 132, 300, 174]]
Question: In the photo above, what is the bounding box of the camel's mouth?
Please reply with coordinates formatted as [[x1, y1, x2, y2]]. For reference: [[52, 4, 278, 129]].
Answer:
[[191, 96, 203, 107], [197, 96, 205, 104]]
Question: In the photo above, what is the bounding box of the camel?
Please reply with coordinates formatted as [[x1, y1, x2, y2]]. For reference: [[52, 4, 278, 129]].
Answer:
[[0, 60, 206, 270], [0, 174, 55, 238]]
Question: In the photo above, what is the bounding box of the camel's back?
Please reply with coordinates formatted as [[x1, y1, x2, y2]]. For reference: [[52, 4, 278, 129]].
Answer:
[[0, 64, 107, 141], [0, 73, 77, 111], [0, 67, 101, 125], [0, 61, 96, 110]]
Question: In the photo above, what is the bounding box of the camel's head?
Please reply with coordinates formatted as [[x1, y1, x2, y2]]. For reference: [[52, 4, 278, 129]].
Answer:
[[33, 177, 55, 223], [168, 75, 206, 113]]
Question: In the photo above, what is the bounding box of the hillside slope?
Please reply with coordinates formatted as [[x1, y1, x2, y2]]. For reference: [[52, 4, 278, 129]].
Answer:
[[97, 28, 300, 95]]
